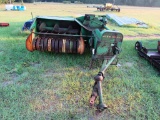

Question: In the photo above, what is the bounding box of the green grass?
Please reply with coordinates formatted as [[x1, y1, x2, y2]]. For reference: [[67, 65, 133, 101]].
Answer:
[[0, 3, 160, 120]]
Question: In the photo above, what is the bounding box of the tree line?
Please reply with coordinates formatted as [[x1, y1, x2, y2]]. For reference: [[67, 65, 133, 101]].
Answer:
[[1, 0, 160, 7]]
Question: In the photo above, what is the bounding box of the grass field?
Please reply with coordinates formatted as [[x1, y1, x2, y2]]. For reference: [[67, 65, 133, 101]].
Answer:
[[0, 3, 160, 120]]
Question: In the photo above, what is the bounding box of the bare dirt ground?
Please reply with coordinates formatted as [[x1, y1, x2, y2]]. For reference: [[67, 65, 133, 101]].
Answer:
[[124, 34, 160, 39]]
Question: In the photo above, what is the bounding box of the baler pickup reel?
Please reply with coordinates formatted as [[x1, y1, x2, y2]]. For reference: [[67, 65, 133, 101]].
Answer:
[[26, 14, 123, 111]]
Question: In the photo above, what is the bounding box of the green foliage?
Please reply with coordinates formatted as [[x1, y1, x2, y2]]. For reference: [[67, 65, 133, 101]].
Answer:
[[0, 0, 15, 4], [74, 1, 83, 4], [63, 1, 71, 4], [12, 0, 160, 7]]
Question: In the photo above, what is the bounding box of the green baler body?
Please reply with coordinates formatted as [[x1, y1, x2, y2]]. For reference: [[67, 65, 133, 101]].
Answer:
[[27, 14, 123, 58]]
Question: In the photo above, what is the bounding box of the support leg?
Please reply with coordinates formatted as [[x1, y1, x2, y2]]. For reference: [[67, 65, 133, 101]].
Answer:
[[89, 72, 107, 110], [96, 80, 107, 110], [89, 55, 117, 111]]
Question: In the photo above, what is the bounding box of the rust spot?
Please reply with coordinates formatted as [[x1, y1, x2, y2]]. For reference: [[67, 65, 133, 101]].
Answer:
[[77, 36, 85, 54], [36, 37, 41, 51], [32, 37, 37, 51], [89, 95, 96, 107], [48, 38, 52, 52], [26, 33, 34, 51]]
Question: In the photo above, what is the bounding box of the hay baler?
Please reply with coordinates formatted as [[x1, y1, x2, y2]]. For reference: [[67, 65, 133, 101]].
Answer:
[[26, 14, 123, 110]]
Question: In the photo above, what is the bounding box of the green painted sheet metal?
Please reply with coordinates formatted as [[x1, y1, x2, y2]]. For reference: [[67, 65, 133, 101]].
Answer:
[[36, 16, 75, 21], [96, 30, 123, 56]]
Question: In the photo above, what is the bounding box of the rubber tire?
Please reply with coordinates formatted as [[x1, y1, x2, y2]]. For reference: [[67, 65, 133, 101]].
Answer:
[[135, 41, 142, 51]]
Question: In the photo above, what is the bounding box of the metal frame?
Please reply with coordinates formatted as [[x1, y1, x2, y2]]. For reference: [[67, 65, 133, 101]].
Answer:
[[135, 41, 160, 71]]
